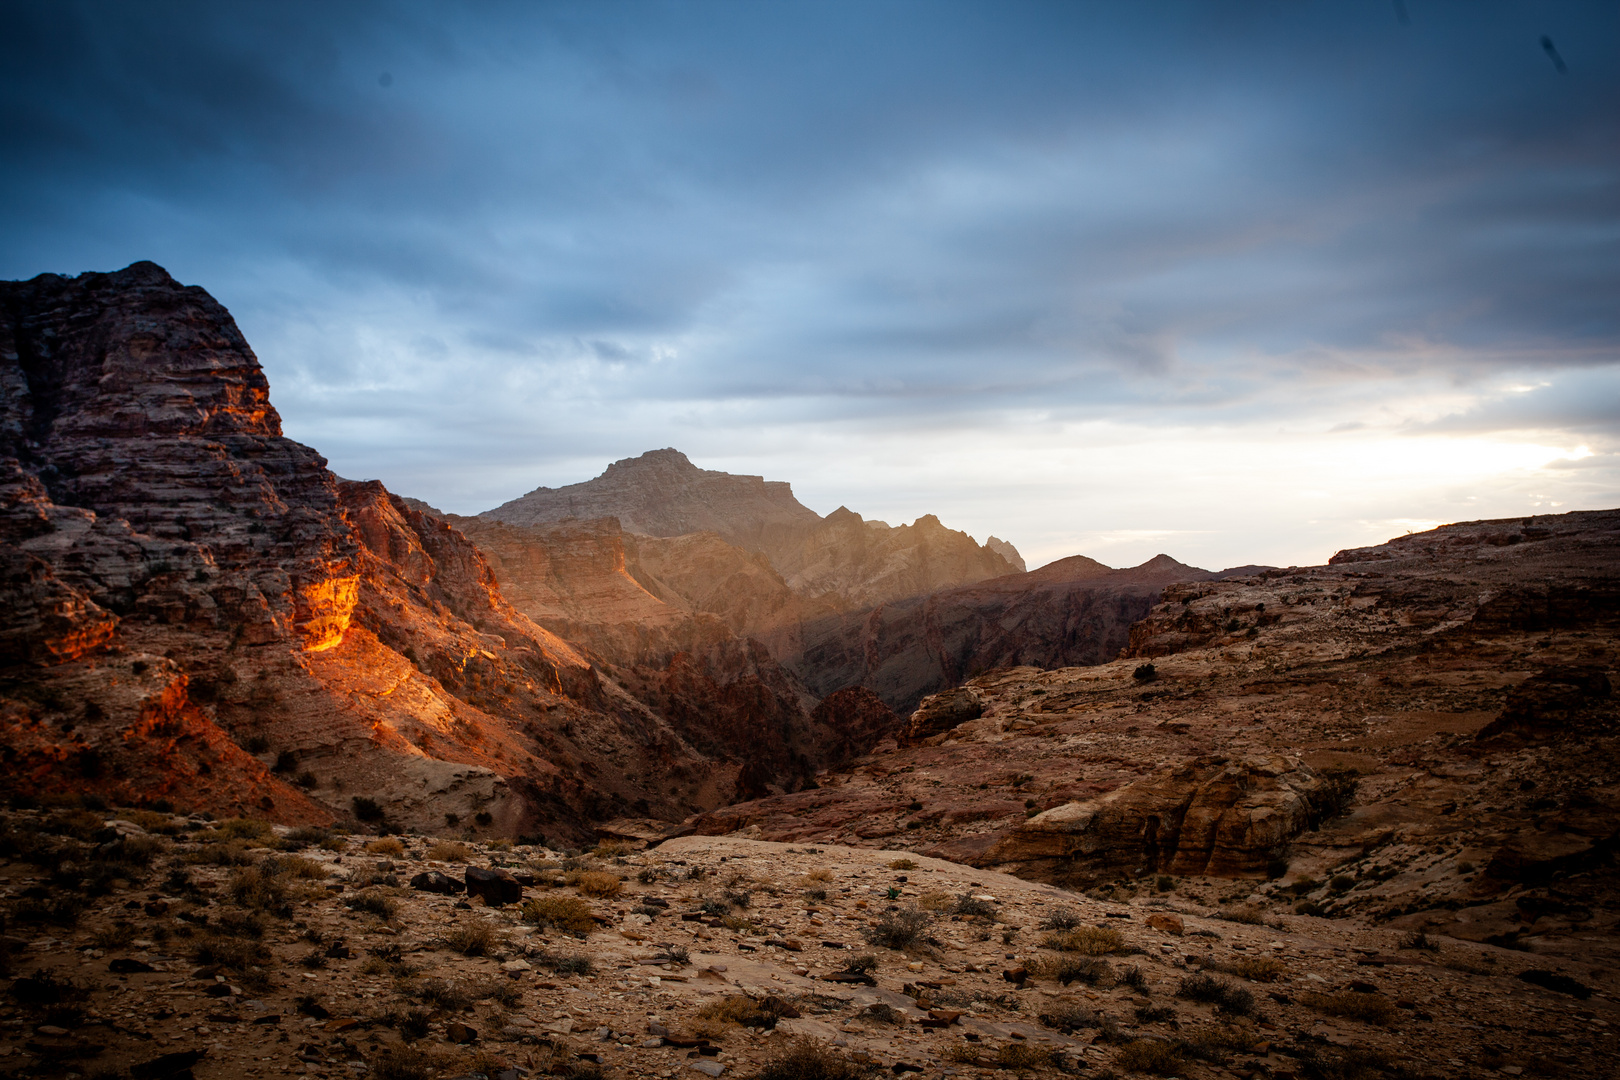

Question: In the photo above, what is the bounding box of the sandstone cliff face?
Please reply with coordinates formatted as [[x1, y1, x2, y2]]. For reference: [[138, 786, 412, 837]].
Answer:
[[980, 755, 1323, 882]]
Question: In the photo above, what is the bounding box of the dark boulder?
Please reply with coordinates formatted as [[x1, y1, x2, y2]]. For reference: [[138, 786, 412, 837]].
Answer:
[[465, 866, 523, 907], [409, 870, 465, 895]]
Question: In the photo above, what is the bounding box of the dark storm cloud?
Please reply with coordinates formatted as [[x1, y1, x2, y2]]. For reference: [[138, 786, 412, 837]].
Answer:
[[1, 0, 1616, 516]]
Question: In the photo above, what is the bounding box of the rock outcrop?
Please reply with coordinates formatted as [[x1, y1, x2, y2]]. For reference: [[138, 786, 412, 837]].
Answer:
[[980, 755, 1323, 882]]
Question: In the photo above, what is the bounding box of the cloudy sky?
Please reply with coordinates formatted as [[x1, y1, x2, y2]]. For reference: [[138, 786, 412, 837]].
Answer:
[[3, 1, 1616, 570]]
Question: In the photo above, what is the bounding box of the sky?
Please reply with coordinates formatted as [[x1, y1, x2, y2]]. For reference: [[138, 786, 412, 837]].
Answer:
[[2, 1, 1617, 571]]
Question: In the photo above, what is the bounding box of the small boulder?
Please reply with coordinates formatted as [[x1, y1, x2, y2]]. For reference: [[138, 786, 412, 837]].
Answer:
[[410, 870, 465, 895], [1147, 913, 1184, 936], [465, 867, 523, 907]]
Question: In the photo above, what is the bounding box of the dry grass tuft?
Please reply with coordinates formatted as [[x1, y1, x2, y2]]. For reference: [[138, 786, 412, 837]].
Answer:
[[426, 841, 471, 862], [1042, 926, 1125, 955], [1218, 903, 1267, 925], [1299, 990, 1399, 1026], [804, 868, 833, 883], [917, 889, 955, 912], [574, 871, 623, 898], [887, 858, 917, 870], [440, 921, 501, 957], [522, 895, 596, 934], [364, 837, 406, 857], [756, 1036, 869, 1080], [1117, 1038, 1187, 1075], [1202, 954, 1286, 982]]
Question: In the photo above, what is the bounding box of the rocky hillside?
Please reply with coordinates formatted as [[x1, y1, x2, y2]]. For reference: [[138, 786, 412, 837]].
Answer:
[[0, 264, 861, 839], [1, 814, 1613, 1080], [691, 510, 1620, 976]]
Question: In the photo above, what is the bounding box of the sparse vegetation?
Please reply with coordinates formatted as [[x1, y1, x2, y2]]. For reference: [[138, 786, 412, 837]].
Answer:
[[1030, 954, 1113, 986], [755, 1036, 869, 1080], [1299, 990, 1398, 1025], [1117, 1038, 1185, 1075], [1218, 903, 1266, 925], [1039, 905, 1083, 931], [522, 895, 596, 934], [365, 837, 406, 857], [574, 870, 623, 897], [862, 906, 932, 952], [344, 890, 398, 920], [1042, 925, 1125, 955], [1201, 954, 1286, 982], [440, 921, 500, 956], [1176, 973, 1256, 1016], [888, 857, 916, 870]]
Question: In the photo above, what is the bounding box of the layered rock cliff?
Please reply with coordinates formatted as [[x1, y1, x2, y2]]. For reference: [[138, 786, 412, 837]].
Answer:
[[0, 264, 850, 834]]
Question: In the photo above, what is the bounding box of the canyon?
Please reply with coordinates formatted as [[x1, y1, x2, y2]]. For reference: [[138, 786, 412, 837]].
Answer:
[[1, 263, 1617, 1079]]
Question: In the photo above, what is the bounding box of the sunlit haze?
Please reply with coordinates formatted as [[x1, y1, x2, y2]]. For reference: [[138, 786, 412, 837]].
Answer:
[[3, 2, 1615, 570]]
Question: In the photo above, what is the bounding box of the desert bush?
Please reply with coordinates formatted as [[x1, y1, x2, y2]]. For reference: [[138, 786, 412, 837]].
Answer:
[[915, 889, 953, 912], [755, 1036, 869, 1080], [573, 870, 622, 898], [521, 895, 596, 934], [804, 868, 832, 883], [369, 1043, 441, 1080], [185, 838, 257, 866], [860, 1001, 905, 1025], [469, 975, 523, 1008], [427, 841, 470, 862], [227, 863, 292, 911], [214, 817, 275, 842], [352, 796, 385, 822], [1117, 1038, 1186, 1076], [696, 993, 796, 1030], [213, 909, 268, 938], [90, 922, 137, 950], [845, 953, 879, 973], [888, 858, 916, 870], [1042, 926, 1125, 955], [1030, 954, 1113, 986], [862, 906, 932, 952], [953, 893, 998, 919], [996, 1044, 1063, 1070], [1298, 990, 1397, 1026], [440, 921, 500, 957], [593, 841, 631, 858], [1038, 905, 1083, 931], [1136, 1003, 1177, 1023], [542, 951, 594, 976], [1037, 1002, 1108, 1034], [365, 837, 406, 857], [344, 890, 398, 920], [1176, 973, 1255, 1016], [1202, 954, 1286, 982], [1119, 964, 1150, 992], [1218, 903, 1266, 925], [720, 913, 758, 932], [378, 1005, 434, 1042], [1307, 769, 1360, 825], [1294, 1044, 1404, 1080], [118, 834, 169, 864], [409, 977, 473, 1012], [191, 934, 271, 970]]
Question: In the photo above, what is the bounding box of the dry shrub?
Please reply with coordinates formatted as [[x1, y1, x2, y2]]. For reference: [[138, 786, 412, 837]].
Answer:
[[1037, 1002, 1111, 1035], [1039, 906, 1084, 931], [441, 921, 500, 957], [214, 817, 275, 842], [1299, 990, 1398, 1026], [227, 863, 290, 911], [917, 890, 955, 912], [427, 841, 470, 863], [887, 858, 917, 870], [756, 1036, 871, 1080], [1202, 954, 1286, 982], [1029, 954, 1113, 986], [344, 890, 398, 920], [1117, 1038, 1187, 1076], [365, 837, 406, 857], [370, 1043, 444, 1080], [273, 854, 326, 879], [862, 906, 931, 952], [118, 835, 168, 864], [1042, 926, 1125, 955], [575, 871, 623, 898], [1175, 973, 1255, 1016], [191, 934, 271, 970], [696, 994, 797, 1031], [804, 868, 833, 883], [122, 810, 184, 836], [593, 841, 631, 858], [522, 895, 596, 934], [184, 838, 257, 866], [1218, 903, 1266, 925], [996, 1043, 1063, 1070]]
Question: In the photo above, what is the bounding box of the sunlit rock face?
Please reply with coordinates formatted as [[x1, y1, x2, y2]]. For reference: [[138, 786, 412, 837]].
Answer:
[[0, 263, 824, 834], [0, 261, 360, 654]]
